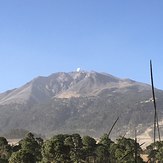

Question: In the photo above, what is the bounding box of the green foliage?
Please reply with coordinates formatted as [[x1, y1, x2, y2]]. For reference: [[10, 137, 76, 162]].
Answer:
[[41, 134, 70, 163], [99, 133, 113, 147], [9, 150, 35, 163], [0, 137, 8, 146], [110, 137, 144, 163], [146, 141, 163, 162], [81, 136, 96, 162], [0, 158, 8, 163], [95, 145, 109, 163], [97, 133, 115, 162], [82, 136, 96, 148], [65, 134, 84, 163], [0, 132, 150, 162], [18, 132, 43, 162], [0, 137, 11, 162]]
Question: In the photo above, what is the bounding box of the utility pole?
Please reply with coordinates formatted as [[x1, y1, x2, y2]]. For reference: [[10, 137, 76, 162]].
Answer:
[[134, 130, 137, 163], [150, 60, 161, 145]]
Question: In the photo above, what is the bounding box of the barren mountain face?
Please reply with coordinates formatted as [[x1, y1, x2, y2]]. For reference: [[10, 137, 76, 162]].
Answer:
[[0, 71, 163, 142]]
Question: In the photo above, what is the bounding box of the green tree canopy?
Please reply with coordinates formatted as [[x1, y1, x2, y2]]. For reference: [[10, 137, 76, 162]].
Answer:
[[9, 150, 35, 163], [146, 141, 163, 162], [18, 132, 42, 162], [0, 137, 11, 161]]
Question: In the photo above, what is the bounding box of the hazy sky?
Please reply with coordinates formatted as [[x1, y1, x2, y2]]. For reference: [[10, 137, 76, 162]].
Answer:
[[0, 0, 163, 92]]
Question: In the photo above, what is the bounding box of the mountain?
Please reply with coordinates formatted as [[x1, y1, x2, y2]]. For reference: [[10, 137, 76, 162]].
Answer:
[[0, 71, 163, 144]]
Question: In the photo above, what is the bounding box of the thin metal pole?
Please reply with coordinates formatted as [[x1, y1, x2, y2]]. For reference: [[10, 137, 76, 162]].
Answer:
[[156, 113, 161, 141], [108, 117, 119, 138], [134, 130, 137, 163], [150, 60, 161, 144]]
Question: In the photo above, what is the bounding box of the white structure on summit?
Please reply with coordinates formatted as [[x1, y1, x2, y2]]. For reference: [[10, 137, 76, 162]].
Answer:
[[76, 68, 81, 72]]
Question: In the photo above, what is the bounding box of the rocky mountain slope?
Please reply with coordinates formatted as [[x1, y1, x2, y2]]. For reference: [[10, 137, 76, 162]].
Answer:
[[0, 71, 163, 143]]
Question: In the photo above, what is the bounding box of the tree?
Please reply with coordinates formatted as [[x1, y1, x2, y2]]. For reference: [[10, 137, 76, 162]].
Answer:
[[82, 136, 96, 162], [95, 145, 109, 163], [9, 150, 35, 163], [41, 134, 70, 163], [98, 133, 114, 162], [0, 137, 11, 161], [98, 133, 113, 148], [18, 132, 42, 162], [146, 141, 163, 162], [64, 134, 85, 163], [110, 137, 144, 163]]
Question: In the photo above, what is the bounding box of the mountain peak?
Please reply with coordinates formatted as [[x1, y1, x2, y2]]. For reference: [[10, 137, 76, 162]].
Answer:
[[0, 71, 162, 141], [0, 71, 152, 105]]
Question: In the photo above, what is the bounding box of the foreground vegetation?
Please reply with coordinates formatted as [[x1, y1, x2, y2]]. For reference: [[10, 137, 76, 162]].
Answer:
[[0, 132, 163, 162]]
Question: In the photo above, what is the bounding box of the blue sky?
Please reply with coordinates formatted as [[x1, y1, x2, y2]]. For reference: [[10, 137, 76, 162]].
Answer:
[[0, 0, 163, 92]]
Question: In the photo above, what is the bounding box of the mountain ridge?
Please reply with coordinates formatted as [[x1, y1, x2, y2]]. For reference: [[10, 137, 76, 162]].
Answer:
[[0, 71, 162, 143], [0, 71, 152, 105]]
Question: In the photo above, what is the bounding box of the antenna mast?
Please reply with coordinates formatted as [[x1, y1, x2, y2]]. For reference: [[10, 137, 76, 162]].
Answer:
[[150, 60, 161, 145]]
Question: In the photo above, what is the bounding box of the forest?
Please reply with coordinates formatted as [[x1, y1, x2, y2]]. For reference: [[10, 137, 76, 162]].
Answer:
[[0, 132, 162, 163]]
